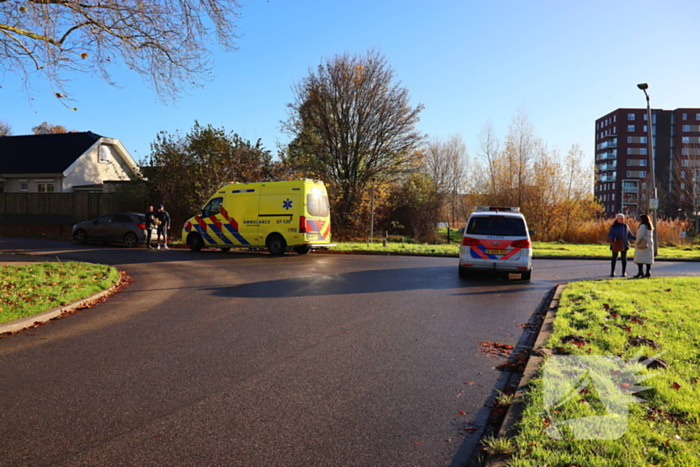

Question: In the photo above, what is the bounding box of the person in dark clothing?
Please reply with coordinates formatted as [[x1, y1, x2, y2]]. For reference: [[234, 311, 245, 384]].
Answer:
[[155, 204, 171, 250], [145, 205, 155, 249], [607, 213, 636, 277]]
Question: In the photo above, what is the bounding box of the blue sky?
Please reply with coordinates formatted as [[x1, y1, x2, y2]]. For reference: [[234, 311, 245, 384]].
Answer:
[[3, 0, 700, 166]]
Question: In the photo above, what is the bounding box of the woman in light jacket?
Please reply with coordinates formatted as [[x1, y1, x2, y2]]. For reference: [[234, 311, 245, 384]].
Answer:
[[633, 214, 654, 278]]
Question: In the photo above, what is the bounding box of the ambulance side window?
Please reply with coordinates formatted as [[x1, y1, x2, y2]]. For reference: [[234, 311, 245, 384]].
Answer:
[[202, 197, 223, 218]]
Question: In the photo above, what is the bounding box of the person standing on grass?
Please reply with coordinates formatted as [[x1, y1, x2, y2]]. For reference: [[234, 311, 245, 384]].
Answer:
[[145, 205, 155, 250], [155, 204, 171, 250], [633, 214, 655, 278], [607, 213, 636, 277]]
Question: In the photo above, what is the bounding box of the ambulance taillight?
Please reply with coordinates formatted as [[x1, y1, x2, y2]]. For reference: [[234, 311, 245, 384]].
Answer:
[[299, 216, 307, 233]]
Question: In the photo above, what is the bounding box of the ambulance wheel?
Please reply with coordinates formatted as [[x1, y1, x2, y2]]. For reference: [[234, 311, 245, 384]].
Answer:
[[266, 234, 287, 255], [188, 233, 204, 252], [219, 247, 231, 252], [294, 246, 311, 255]]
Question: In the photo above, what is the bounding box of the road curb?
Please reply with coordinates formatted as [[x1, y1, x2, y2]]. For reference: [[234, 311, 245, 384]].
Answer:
[[482, 283, 566, 467], [0, 275, 122, 337]]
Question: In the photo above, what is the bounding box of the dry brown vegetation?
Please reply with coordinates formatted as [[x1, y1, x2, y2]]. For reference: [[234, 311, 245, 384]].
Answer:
[[556, 217, 692, 246]]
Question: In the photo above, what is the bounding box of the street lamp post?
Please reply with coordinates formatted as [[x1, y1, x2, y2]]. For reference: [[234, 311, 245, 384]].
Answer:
[[637, 83, 659, 255]]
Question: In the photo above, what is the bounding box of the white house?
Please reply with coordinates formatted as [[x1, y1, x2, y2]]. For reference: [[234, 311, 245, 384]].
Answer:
[[0, 131, 142, 193]]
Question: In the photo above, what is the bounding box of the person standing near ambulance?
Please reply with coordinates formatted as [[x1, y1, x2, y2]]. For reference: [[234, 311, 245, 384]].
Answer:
[[155, 204, 171, 250]]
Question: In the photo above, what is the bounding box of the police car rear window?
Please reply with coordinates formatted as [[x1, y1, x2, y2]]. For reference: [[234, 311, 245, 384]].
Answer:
[[467, 217, 526, 236], [307, 193, 329, 217]]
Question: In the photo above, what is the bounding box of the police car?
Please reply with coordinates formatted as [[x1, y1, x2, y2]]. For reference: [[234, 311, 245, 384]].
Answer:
[[458, 206, 533, 280]]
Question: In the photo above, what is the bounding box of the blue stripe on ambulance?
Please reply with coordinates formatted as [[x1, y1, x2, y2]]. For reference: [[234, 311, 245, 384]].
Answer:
[[223, 223, 250, 245], [207, 222, 235, 245], [193, 223, 218, 245]]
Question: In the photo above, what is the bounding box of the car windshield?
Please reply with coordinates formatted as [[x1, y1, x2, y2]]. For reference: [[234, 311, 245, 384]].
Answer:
[[467, 216, 526, 236]]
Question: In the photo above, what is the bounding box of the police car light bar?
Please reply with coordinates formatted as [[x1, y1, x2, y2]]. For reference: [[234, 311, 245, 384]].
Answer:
[[476, 206, 520, 213]]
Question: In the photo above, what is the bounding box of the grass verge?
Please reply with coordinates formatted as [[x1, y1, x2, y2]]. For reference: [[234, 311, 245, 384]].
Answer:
[[0, 262, 121, 324], [329, 241, 700, 260], [503, 277, 700, 466]]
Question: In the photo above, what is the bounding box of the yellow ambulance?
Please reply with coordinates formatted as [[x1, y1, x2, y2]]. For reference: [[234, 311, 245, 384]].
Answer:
[[182, 180, 334, 255]]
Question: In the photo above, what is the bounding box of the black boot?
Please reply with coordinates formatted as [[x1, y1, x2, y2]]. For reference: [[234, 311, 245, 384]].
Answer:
[[633, 265, 644, 279]]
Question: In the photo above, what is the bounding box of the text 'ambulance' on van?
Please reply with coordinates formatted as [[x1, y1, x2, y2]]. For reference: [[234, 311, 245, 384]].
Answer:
[[182, 180, 335, 255]]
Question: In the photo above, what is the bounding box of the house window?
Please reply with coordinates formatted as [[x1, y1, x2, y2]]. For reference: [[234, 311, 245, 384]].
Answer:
[[98, 146, 110, 163], [683, 136, 690, 143], [681, 183, 686, 190], [683, 125, 690, 132], [682, 148, 689, 155], [681, 171, 686, 178], [628, 125, 635, 132], [37, 183, 55, 193], [20, 181, 28, 192], [640, 148, 647, 155], [682, 159, 690, 167], [683, 113, 688, 120], [628, 113, 635, 121], [696, 113, 700, 121]]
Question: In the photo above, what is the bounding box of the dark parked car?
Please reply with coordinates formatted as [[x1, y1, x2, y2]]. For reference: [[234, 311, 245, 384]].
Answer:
[[72, 212, 154, 248]]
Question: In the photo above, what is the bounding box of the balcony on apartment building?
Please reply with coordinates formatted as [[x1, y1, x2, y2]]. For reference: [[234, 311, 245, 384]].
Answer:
[[596, 150, 618, 161], [599, 173, 617, 182], [598, 161, 617, 171], [621, 182, 639, 193], [597, 134, 618, 150]]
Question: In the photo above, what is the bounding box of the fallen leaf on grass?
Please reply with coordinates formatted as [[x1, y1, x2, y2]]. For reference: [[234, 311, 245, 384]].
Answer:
[[412, 440, 423, 446], [672, 382, 682, 390]]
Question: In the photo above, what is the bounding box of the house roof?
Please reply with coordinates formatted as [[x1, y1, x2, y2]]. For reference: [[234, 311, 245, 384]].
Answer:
[[0, 131, 103, 174]]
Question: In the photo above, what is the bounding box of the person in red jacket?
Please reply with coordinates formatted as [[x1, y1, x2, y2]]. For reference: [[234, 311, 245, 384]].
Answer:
[[607, 213, 636, 277]]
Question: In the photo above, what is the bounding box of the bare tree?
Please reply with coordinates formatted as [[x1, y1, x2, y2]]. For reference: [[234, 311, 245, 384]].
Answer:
[[31, 121, 68, 134], [0, 120, 10, 136], [423, 134, 469, 226], [476, 121, 500, 197], [1, 0, 242, 102], [670, 143, 700, 232], [503, 108, 542, 206], [284, 50, 424, 233]]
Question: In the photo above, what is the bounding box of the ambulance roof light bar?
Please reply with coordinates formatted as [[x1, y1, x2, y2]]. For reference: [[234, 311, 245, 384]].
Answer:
[[476, 206, 520, 213]]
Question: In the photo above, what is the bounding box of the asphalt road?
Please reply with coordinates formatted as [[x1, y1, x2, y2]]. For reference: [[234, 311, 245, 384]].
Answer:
[[0, 239, 697, 466]]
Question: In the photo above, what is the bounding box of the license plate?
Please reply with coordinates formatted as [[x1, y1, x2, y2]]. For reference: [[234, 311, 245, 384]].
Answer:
[[486, 249, 507, 255], [306, 233, 318, 240]]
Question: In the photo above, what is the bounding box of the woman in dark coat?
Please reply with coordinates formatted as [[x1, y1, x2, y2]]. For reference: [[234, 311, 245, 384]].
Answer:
[[607, 213, 636, 277]]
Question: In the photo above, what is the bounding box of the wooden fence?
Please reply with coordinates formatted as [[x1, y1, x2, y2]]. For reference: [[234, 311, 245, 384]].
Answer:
[[0, 193, 141, 225]]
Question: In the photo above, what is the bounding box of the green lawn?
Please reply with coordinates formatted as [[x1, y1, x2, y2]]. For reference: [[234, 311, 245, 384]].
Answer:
[[498, 277, 700, 466], [0, 262, 121, 324], [330, 241, 700, 260]]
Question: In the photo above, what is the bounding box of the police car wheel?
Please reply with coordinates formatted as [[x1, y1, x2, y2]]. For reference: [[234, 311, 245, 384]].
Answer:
[[188, 234, 204, 252], [458, 266, 469, 278], [521, 270, 532, 281], [267, 234, 287, 255]]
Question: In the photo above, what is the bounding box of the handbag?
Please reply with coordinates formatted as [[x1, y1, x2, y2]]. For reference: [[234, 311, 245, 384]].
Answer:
[[611, 240, 625, 252], [636, 238, 648, 249]]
